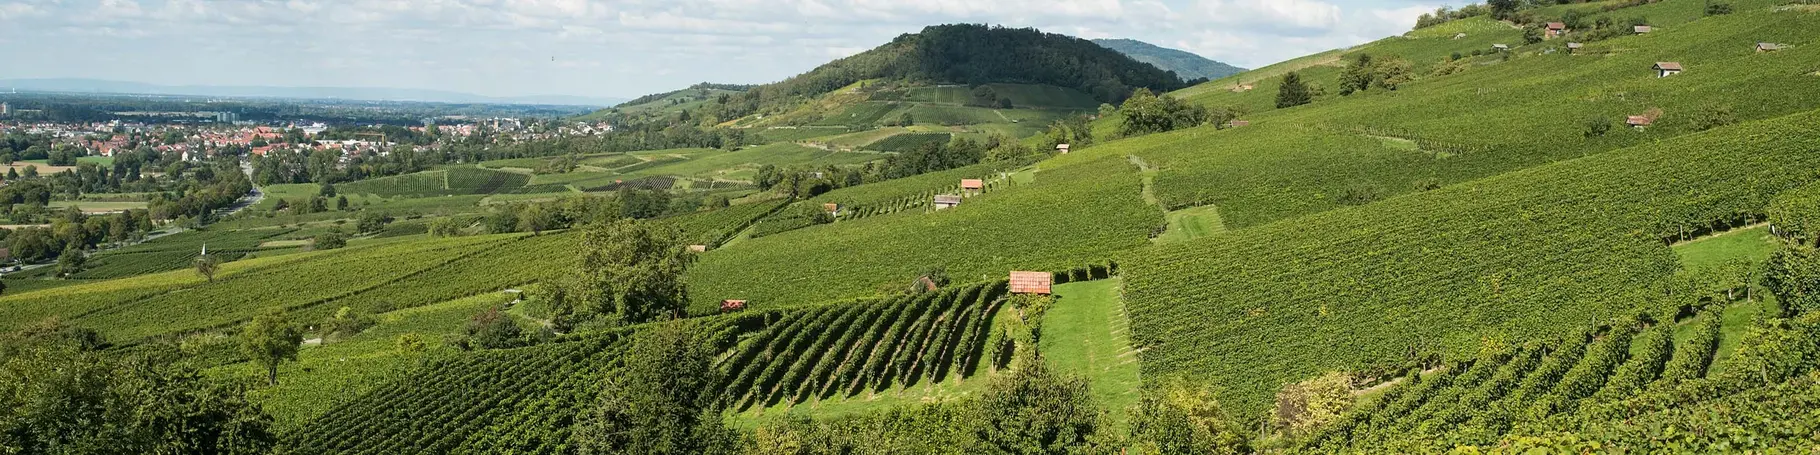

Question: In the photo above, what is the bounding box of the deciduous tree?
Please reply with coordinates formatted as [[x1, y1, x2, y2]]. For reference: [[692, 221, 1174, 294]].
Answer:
[[239, 307, 302, 386]]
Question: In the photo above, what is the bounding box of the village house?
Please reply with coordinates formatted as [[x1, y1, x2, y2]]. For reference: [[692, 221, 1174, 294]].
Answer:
[[961, 179, 984, 195], [1654, 62, 1684, 78], [1544, 22, 1567, 39], [933, 194, 962, 210], [1009, 271, 1053, 295]]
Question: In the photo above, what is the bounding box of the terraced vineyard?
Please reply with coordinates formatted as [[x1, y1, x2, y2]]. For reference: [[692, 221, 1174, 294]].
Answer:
[[716, 281, 1008, 410], [1123, 109, 1820, 418], [688, 155, 1158, 312]]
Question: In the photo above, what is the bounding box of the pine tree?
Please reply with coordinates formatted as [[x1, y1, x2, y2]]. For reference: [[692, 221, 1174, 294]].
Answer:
[[1276, 72, 1313, 109]]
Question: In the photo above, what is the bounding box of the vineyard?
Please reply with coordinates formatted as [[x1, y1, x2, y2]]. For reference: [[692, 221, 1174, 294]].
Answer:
[[653, 199, 790, 247], [6, 227, 300, 281], [1307, 302, 1820, 452], [686, 155, 1158, 312], [1121, 109, 1820, 419], [716, 281, 1009, 411], [1119, 7, 1820, 229]]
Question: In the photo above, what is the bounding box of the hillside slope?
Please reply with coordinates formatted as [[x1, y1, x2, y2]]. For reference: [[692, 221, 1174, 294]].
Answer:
[[1093, 38, 1246, 81]]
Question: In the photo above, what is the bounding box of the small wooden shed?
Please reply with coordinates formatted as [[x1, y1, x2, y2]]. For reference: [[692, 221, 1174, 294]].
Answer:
[[1009, 271, 1053, 295], [1633, 25, 1652, 34], [933, 195, 962, 210], [961, 179, 984, 192], [1653, 62, 1683, 78], [823, 203, 841, 216], [1544, 22, 1567, 39], [720, 300, 747, 313], [1565, 42, 1583, 54], [1757, 43, 1783, 53], [1627, 115, 1654, 128], [1056, 144, 1071, 154], [1493, 44, 1510, 52]]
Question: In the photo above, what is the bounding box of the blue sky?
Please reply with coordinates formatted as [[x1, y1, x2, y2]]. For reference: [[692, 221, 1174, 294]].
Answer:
[[0, 0, 1459, 99]]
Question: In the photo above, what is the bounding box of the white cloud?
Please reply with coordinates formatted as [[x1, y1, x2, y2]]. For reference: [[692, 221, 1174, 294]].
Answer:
[[0, 0, 1447, 98]]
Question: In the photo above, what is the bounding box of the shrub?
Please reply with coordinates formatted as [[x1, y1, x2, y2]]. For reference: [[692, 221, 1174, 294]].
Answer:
[[1582, 116, 1612, 138]]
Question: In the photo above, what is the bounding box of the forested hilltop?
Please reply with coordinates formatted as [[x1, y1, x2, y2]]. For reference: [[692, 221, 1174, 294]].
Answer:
[[7, 0, 1820, 454]]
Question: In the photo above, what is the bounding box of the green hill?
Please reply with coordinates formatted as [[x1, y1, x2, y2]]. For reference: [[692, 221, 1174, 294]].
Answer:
[[9, 2, 1820, 453], [1093, 38, 1246, 81]]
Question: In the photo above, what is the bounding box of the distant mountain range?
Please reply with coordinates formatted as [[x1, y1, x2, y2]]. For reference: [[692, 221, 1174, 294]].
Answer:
[[1092, 39, 1246, 81], [0, 78, 627, 107]]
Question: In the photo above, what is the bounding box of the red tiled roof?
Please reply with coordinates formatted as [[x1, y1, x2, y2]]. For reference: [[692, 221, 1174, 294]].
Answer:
[[1627, 116, 1654, 126], [1654, 62, 1684, 71], [961, 179, 984, 190], [1546, 22, 1565, 30], [1009, 271, 1053, 295]]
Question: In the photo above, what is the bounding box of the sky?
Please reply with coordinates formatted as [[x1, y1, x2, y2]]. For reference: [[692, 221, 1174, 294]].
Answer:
[[0, 0, 1460, 100]]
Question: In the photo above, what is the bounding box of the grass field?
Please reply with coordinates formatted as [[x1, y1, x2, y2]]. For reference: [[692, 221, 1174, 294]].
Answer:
[[1672, 224, 1778, 270], [1041, 279, 1142, 427], [1154, 205, 1226, 244]]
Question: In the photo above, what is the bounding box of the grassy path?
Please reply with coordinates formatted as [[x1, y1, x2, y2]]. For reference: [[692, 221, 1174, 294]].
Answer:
[[1042, 279, 1142, 428]]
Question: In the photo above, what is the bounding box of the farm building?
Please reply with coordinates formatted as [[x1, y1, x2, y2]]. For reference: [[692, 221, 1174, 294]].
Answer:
[[1758, 43, 1783, 52], [823, 203, 841, 216], [1056, 144, 1071, 154], [1634, 25, 1652, 34], [720, 300, 747, 313], [1493, 44, 1509, 52], [1653, 62, 1683, 78], [1627, 116, 1654, 129], [1566, 42, 1583, 54], [1009, 271, 1053, 295], [961, 179, 984, 193], [1544, 22, 1567, 39], [933, 195, 962, 210]]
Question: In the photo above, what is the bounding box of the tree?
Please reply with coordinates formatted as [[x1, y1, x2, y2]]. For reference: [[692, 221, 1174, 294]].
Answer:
[[1766, 244, 1820, 317], [335, 195, 349, 211], [1488, 0, 1520, 18], [559, 220, 695, 325], [55, 245, 85, 278], [239, 307, 302, 386], [1375, 57, 1415, 90], [314, 229, 347, 250], [195, 253, 221, 282], [1276, 72, 1313, 109], [1129, 377, 1250, 455], [323, 306, 375, 341], [0, 279, 7, 296], [461, 306, 525, 350], [1339, 54, 1375, 95], [0, 324, 276, 453], [429, 217, 464, 237], [573, 323, 735, 455], [355, 211, 394, 234], [972, 358, 1101, 455]]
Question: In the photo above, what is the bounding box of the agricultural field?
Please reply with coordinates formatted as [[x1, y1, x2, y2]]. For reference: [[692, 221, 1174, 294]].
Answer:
[[1120, 110, 1820, 419], [687, 155, 1157, 312]]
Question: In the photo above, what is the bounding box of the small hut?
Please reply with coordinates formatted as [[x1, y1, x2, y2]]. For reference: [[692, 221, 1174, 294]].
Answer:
[[933, 195, 962, 210], [1633, 25, 1652, 34], [823, 203, 841, 217], [960, 179, 984, 194], [688, 245, 709, 253], [1757, 43, 1783, 53], [1626, 115, 1654, 129], [1493, 44, 1510, 52], [720, 300, 747, 313], [1653, 62, 1683, 78], [1056, 144, 1071, 154], [1544, 22, 1567, 39], [1009, 271, 1053, 295], [1565, 42, 1583, 54]]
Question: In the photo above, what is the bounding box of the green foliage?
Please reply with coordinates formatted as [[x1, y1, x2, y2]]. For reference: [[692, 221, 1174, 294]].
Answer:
[[313, 229, 347, 250], [574, 324, 736, 455], [555, 220, 695, 326], [1768, 183, 1820, 247], [0, 324, 275, 454], [1275, 71, 1313, 108], [1765, 244, 1820, 316], [1119, 88, 1211, 136], [1129, 377, 1250, 455], [354, 211, 394, 234], [1123, 110, 1820, 420], [240, 307, 302, 386], [972, 359, 1102, 455], [322, 306, 376, 341]]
